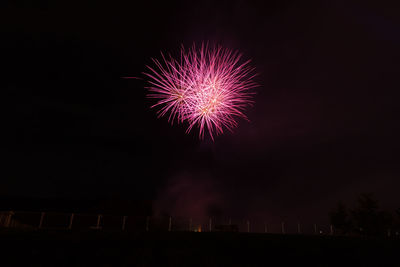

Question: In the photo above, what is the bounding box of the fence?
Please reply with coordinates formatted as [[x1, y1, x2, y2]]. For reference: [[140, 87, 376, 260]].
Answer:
[[0, 211, 398, 237]]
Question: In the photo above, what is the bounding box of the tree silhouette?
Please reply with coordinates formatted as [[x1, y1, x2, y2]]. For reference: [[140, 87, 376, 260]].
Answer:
[[351, 193, 392, 236], [330, 194, 396, 236], [330, 202, 352, 235]]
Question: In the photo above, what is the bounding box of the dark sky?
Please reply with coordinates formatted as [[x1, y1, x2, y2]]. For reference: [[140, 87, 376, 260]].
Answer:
[[3, 0, 400, 226]]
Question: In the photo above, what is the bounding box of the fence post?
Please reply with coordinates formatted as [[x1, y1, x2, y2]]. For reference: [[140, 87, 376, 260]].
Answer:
[[96, 214, 102, 229], [281, 222, 285, 234], [6, 211, 13, 228], [330, 225, 334, 235], [297, 222, 301, 234], [122, 216, 127, 231], [264, 222, 268, 233], [39, 212, 45, 229], [68, 213, 74, 230], [168, 216, 172, 232], [5, 212, 10, 227]]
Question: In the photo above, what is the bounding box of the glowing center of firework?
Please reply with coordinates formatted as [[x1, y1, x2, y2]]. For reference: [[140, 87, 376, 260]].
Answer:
[[144, 43, 257, 140], [175, 94, 184, 101], [203, 97, 219, 113]]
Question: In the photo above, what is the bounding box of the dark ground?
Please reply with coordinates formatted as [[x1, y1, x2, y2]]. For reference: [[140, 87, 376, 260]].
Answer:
[[0, 229, 399, 266]]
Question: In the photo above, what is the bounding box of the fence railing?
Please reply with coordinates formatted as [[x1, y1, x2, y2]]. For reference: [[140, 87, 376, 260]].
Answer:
[[0, 211, 398, 237]]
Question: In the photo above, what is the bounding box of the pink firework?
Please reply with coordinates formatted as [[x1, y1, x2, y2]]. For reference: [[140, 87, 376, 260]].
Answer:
[[144, 43, 257, 140]]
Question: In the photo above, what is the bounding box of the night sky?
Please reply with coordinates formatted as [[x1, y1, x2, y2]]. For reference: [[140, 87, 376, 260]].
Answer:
[[3, 1, 400, 226]]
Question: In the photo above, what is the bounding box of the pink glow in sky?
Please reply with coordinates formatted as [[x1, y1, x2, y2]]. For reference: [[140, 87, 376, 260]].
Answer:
[[144, 43, 257, 140]]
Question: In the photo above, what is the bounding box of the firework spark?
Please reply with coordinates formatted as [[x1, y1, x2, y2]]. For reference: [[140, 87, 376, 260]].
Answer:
[[144, 43, 257, 140]]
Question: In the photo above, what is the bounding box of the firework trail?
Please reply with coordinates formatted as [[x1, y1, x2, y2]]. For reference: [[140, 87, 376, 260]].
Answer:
[[144, 43, 257, 140]]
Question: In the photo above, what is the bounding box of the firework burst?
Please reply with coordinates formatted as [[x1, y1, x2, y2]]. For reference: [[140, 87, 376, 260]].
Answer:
[[144, 43, 257, 140]]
